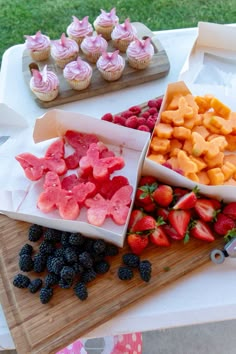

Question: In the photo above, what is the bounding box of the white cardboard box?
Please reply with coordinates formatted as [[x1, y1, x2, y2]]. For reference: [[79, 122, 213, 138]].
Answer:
[[0, 104, 150, 246]]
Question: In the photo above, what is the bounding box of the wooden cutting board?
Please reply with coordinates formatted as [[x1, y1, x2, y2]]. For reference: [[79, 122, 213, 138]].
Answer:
[[22, 22, 170, 109], [0, 213, 225, 354]]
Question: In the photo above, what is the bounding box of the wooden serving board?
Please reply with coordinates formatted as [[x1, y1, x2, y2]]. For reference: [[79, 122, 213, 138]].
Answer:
[[0, 214, 225, 354], [22, 22, 170, 108]]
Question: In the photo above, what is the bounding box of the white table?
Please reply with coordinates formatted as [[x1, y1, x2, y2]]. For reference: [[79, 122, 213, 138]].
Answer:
[[1, 26, 236, 350]]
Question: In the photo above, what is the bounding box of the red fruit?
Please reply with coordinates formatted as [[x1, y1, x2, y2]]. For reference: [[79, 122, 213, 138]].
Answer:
[[43, 171, 61, 189], [191, 220, 215, 242], [72, 182, 96, 204], [146, 117, 157, 130], [99, 175, 129, 199], [125, 116, 138, 129], [129, 105, 142, 115], [132, 215, 156, 233], [162, 224, 183, 240], [121, 110, 134, 119], [162, 162, 173, 170], [137, 117, 147, 126], [173, 187, 189, 200], [139, 176, 157, 186], [213, 213, 236, 236], [101, 113, 113, 122], [113, 115, 126, 126], [152, 184, 173, 207], [142, 202, 156, 212], [137, 125, 150, 132], [15, 153, 45, 181], [157, 207, 169, 221], [128, 209, 144, 232], [127, 233, 149, 255], [141, 111, 150, 119], [45, 138, 65, 160], [172, 188, 198, 210], [85, 185, 133, 226], [135, 181, 158, 206], [223, 202, 236, 219], [168, 210, 191, 237], [194, 198, 220, 222], [149, 226, 170, 247], [148, 98, 163, 109], [58, 195, 80, 220], [147, 107, 158, 115]]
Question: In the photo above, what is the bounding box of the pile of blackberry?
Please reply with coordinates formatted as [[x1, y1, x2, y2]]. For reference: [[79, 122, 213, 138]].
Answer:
[[118, 253, 152, 282], [13, 224, 119, 304]]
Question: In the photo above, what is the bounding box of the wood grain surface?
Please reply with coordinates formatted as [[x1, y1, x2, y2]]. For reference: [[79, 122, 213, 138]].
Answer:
[[0, 213, 225, 354], [22, 22, 170, 109]]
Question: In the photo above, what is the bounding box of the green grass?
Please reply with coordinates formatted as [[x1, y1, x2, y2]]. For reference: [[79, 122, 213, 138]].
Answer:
[[0, 0, 236, 64]]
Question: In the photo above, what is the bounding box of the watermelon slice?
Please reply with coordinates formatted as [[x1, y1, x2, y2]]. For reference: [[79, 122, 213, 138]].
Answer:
[[99, 175, 129, 199], [15, 153, 45, 181]]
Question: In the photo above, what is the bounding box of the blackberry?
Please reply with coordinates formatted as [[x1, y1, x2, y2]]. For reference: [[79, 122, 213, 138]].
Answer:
[[60, 232, 70, 248], [53, 248, 64, 258], [19, 243, 33, 257], [139, 260, 152, 282], [50, 257, 65, 275], [39, 287, 53, 304], [28, 224, 43, 242], [28, 278, 42, 293], [13, 274, 30, 288], [46, 255, 55, 273], [69, 232, 85, 246], [64, 247, 78, 264], [33, 253, 47, 273], [104, 243, 119, 257], [19, 254, 34, 272], [122, 253, 140, 268], [58, 278, 73, 289], [60, 266, 75, 282], [118, 266, 134, 280], [78, 251, 93, 269], [73, 262, 84, 275], [45, 273, 60, 287], [93, 239, 106, 255], [44, 228, 61, 243], [83, 238, 95, 253], [80, 269, 97, 283], [74, 282, 88, 301], [94, 260, 110, 274], [39, 240, 55, 256]]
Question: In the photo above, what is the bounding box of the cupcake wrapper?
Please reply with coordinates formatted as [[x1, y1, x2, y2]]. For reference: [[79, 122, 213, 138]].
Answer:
[[52, 53, 78, 69], [99, 68, 124, 82], [94, 24, 114, 40], [67, 33, 92, 46], [83, 51, 101, 64], [128, 57, 151, 70], [67, 76, 92, 90], [30, 47, 50, 62], [112, 39, 132, 53], [32, 88, 59, 102]]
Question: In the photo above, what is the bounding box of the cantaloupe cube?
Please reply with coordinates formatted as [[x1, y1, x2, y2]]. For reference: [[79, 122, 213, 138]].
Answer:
[[210, 115, 232, 135], [170, 139, 182, 150], [169, 147, 181, 157], [207, 168, 224, 185], [189, 156, 207, 171], [191, 132, 208, 157], [154, 123, 173, 139], [166, 156, 179, 170], [150, 137, 170, 154], [186, 172, 199, 182], [210, 97, 231, 118], [224, 154, 236, 165], [166, 93, 182, 110], [206, 136, 228, 159], [192, 125, 210, 139], [148, 154, 166, 164], [197, 171, 210, 185], [177, 150, 198, 175], [173, 126, 191, 140], [207, 134, 221, 141], [204, 152, 224, 168], [195, 95, 211, 114], [222, 161, 236, 181], [185, 94, 199, 115], [183, 139, 193, 155], [224, 178, 236, 186], [225, 135, 236, 151], [229, 112, 236, 134]]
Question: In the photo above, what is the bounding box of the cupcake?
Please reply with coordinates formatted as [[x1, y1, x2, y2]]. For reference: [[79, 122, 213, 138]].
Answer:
[[111, 18, 137, 52], [93, 8, 119, 40], [51, 33, 79, 68], [63, 57, 92, 90], [96, 50, 125, 81], [30, 65, 59, 102], [126, 37, 155, 70], [80, 34, 108, 63], [24, 30, 50, 61], [66, 16, 93, 45]]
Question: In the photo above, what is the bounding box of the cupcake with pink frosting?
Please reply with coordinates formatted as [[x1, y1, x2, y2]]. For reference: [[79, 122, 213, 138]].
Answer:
[[30, 65, 59, 101], [126, 37, 155, 70], [63, 57, 93, 90], [111, 18, 137, 52], [51, 33, 79, 68], [96, 50, 125, 81], [80, 34, 108, 63], [24, 31, 50, 61], [93, 8, 119, 40], [66, 16, 93, 45]]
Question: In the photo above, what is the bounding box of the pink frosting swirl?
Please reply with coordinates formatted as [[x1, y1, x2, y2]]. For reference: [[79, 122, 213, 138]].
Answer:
[[127, 37, 154, 60], [24, 31, 50, 51], [81, 34, 108, 54], [67, 16, 93, 37], [51, 33, 79, 59], [30, 65, 59, 93], [96, 50, 125, 72], [94, 8, 119, 27], [63, 57, 92, 80], [111, 18, 137, 41]]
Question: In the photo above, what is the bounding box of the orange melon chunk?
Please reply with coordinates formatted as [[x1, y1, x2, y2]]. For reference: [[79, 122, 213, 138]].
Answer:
[[173, 127, 191, 140], [210, 97, 231, 118], [207, 168, 224, 185], [150, 137, 170, 154], [154, 123, 173, 139], [177, 150, 198, 175]]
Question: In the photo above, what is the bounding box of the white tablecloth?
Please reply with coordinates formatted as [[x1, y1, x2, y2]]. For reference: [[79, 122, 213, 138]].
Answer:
[[1, 26, 236, 350]]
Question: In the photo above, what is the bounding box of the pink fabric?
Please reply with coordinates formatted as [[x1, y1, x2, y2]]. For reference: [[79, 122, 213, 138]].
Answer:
[[56, 339, 87, 354]]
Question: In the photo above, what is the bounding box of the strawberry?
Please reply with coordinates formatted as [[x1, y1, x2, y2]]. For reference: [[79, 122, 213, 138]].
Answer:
[[132, 215, 156, 233], [194, 198, 220, 222], [135, 182, 157, 206], [139, 176, 157, 186], [162, 224, 184, 240], [168, 210, 191, 237], [213, 213, 236, 236], [172, 187, 199, 210], [129, 105, 142, 115], [137, 125, 150, 132], [222, 202, 236, 220], [127, 233, 149, 255], [152, 184, 173, 207], [128, 209, 144, 232], [190, 220, 215, 242], [156, 207, 169, 221], [101, 113, 113, 122], [142, 202, 157, 212], [149, 226, 170, 247]]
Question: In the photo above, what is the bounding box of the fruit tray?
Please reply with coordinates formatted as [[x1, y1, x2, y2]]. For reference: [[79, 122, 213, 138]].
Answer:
[[22, 22, 170, 109]]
